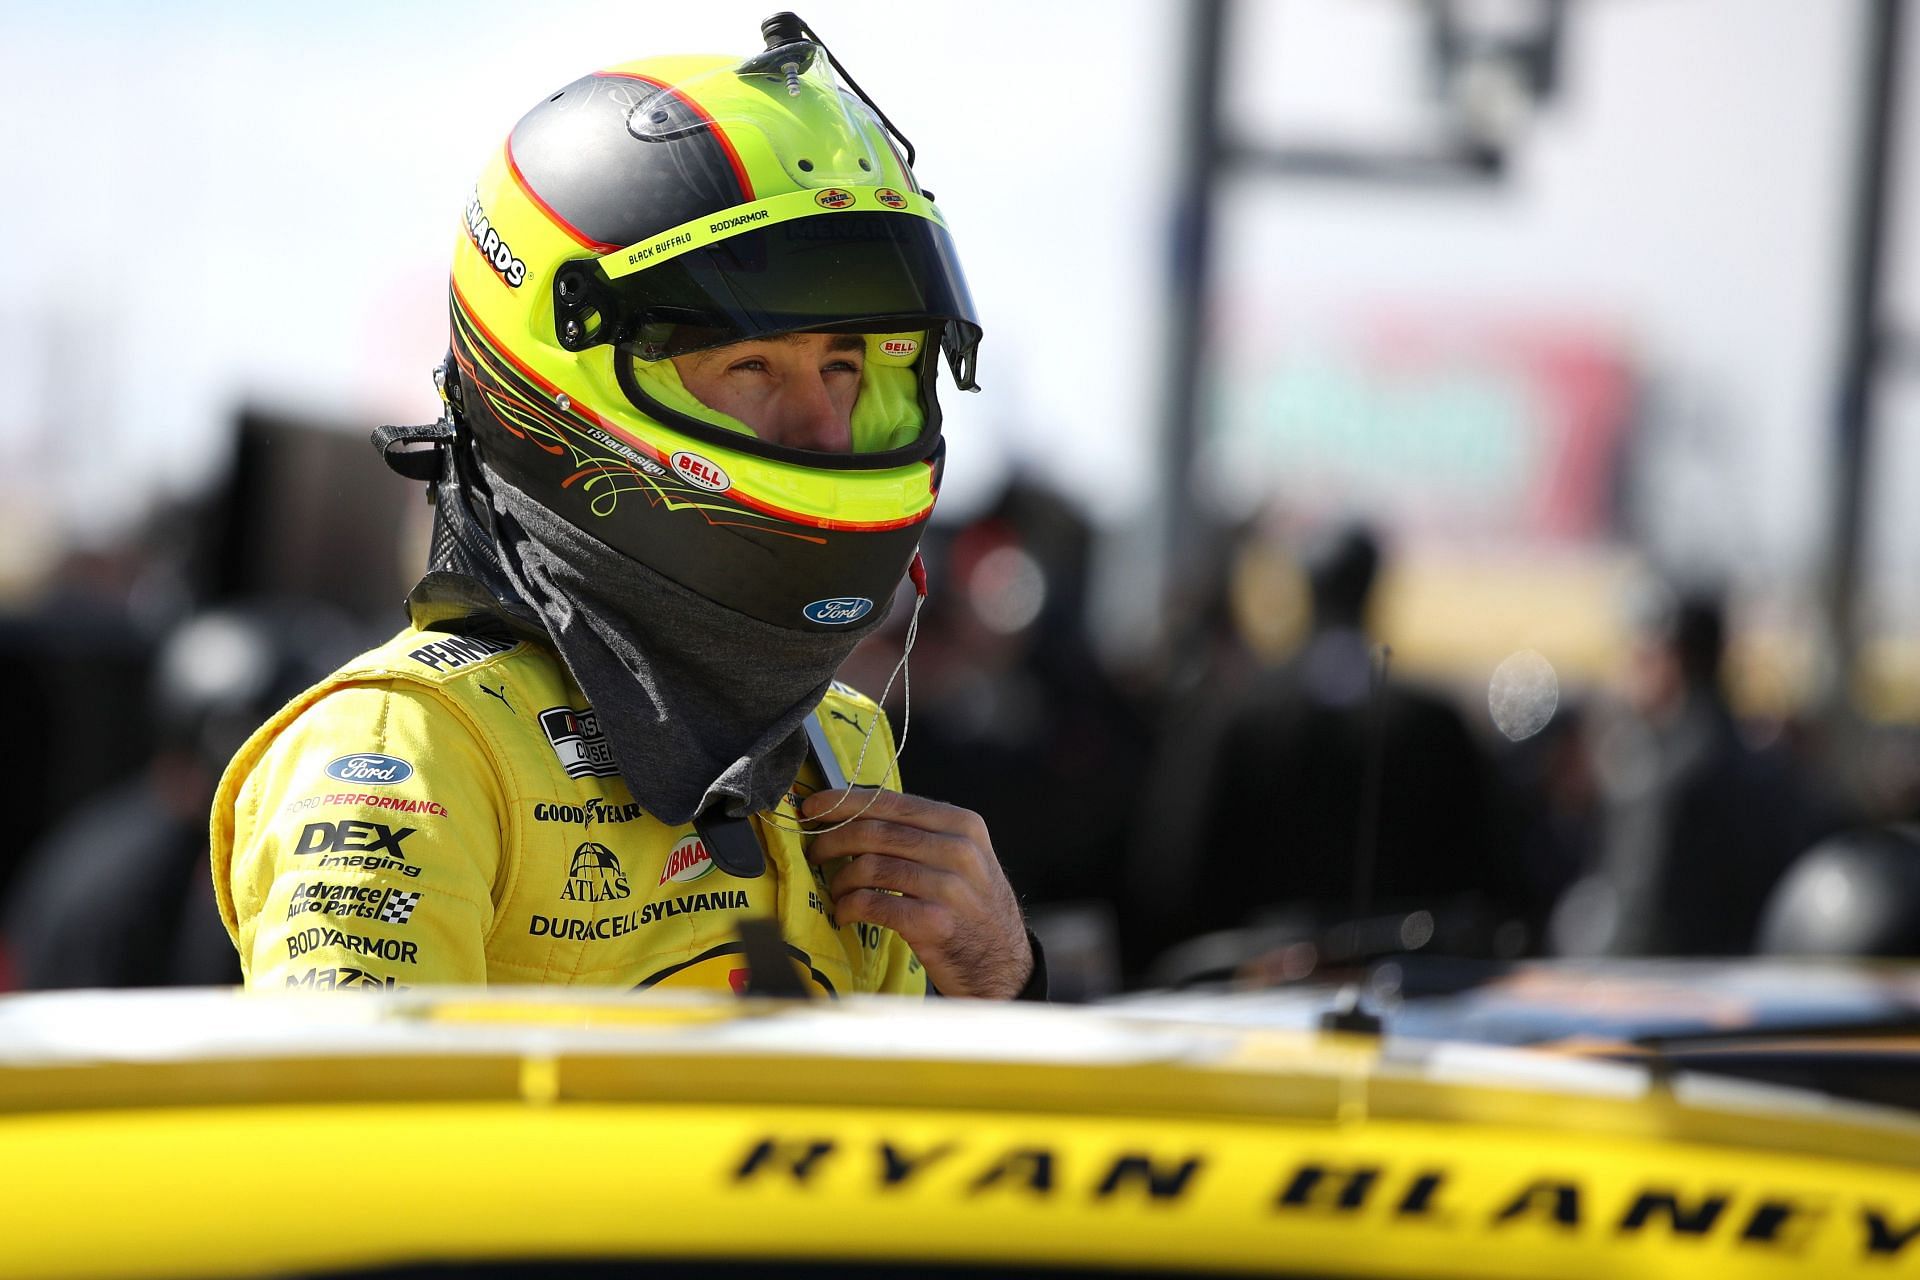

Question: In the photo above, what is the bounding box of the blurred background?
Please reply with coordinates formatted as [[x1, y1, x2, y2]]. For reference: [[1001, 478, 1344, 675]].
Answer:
[[7, 0, 1920, 995]]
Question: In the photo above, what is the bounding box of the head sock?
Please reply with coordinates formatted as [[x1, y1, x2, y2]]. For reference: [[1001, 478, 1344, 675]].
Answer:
[[463, 459, 890, 826]]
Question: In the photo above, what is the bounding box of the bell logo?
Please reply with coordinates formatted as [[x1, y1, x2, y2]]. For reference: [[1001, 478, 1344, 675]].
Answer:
[[670, 451, 730, 493], [660, 834, 717, 885], [879, 339, 919, 357]]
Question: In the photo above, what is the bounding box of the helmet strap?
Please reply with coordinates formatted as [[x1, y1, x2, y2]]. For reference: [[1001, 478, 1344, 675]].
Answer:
[[768, 549, 930, 837]]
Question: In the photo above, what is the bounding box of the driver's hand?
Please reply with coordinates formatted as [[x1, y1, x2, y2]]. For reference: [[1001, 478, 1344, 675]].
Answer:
[[801, 787, 1034, 999]]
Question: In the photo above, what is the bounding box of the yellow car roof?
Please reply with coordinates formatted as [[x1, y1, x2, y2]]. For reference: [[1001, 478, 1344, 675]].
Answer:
[[2, 988, 1918, 1278]]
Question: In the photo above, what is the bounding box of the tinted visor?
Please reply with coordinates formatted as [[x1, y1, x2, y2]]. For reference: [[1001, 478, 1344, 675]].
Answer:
[[558, 210, 982, 390]]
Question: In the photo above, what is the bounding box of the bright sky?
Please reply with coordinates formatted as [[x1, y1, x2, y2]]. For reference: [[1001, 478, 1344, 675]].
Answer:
[[4, 0, 1913, 634], [0, 0, 1171, 560]]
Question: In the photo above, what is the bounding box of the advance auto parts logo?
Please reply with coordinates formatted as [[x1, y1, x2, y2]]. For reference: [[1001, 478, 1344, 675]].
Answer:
[[562, 842, 631, 903], [286, 883, 422, 926], [659, 833, 717, 886]]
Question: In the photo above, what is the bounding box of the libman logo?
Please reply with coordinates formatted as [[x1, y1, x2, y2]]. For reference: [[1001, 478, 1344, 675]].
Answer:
[[660, 833, 716, 886], [670, 451, 730, 493], [465, 191, 527, 288]]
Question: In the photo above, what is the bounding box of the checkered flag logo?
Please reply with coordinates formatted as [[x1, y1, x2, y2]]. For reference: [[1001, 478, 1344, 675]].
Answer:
[[377, 890, 422, 925]]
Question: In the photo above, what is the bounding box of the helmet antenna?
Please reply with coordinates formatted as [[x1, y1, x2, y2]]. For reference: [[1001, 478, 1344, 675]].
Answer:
[[1317, 642, 1394, 1037], [756, 12, 920, 170]]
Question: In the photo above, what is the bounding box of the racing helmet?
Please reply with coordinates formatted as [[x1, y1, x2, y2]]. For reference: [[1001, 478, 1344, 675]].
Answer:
[[442, 14, 981, 631]]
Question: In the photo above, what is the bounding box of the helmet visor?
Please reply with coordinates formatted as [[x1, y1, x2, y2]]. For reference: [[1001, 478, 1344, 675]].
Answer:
[[557, 195, 982, 391], [634, 211, 976, 355]]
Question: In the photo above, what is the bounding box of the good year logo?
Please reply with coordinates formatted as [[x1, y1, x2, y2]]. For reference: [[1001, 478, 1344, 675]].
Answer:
[[325, 754, 414, 786]]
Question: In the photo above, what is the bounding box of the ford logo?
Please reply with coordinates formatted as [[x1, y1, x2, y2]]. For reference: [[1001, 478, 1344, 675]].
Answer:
[[325, 754, 415, 785], [802, 597, 874, 626]]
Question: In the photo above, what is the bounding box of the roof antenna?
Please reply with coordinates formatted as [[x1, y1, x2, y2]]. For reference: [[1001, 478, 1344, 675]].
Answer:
[[1320, 642, 1392, 1035], [1352, 642, 1392, 921]]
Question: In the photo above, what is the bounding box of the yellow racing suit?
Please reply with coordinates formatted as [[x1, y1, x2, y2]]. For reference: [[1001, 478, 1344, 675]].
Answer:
[[211, 626, 924, 995]]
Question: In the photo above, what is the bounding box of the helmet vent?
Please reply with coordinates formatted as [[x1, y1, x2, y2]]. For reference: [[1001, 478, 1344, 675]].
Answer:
[[797, 158, 814, 172]]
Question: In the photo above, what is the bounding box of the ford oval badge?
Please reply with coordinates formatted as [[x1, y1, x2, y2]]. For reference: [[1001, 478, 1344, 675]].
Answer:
[[325, 753, 415, 786], [802, 597, 874, 626]]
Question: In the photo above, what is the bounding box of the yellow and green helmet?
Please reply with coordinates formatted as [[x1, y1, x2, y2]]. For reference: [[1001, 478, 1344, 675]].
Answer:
[[444, 16, 981, 631]]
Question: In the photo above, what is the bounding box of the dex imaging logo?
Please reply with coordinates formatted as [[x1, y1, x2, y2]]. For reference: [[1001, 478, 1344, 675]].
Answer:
[[291, 820, 421, 878]]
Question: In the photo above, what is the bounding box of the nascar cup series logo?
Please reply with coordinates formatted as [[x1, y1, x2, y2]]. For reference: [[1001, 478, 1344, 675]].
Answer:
[[670, 451, 730, 493], [659, 834, 716, 886], [802, 597, 874, 626], [324, 754, 414, 785]]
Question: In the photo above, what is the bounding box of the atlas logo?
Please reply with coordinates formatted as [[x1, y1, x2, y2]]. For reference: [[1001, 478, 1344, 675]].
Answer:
[[325, 754, 413, 786], [879, 338, 919, 357], [562, 842, 631, 902], [465, 191, 527, 288], [802, 597, 874, 626], [875, 188, 908, 210], [659, 833, 716, 885], [814, 187, 856, 210], [294, 820, 416, 859], [670, 451, 730, 493]]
